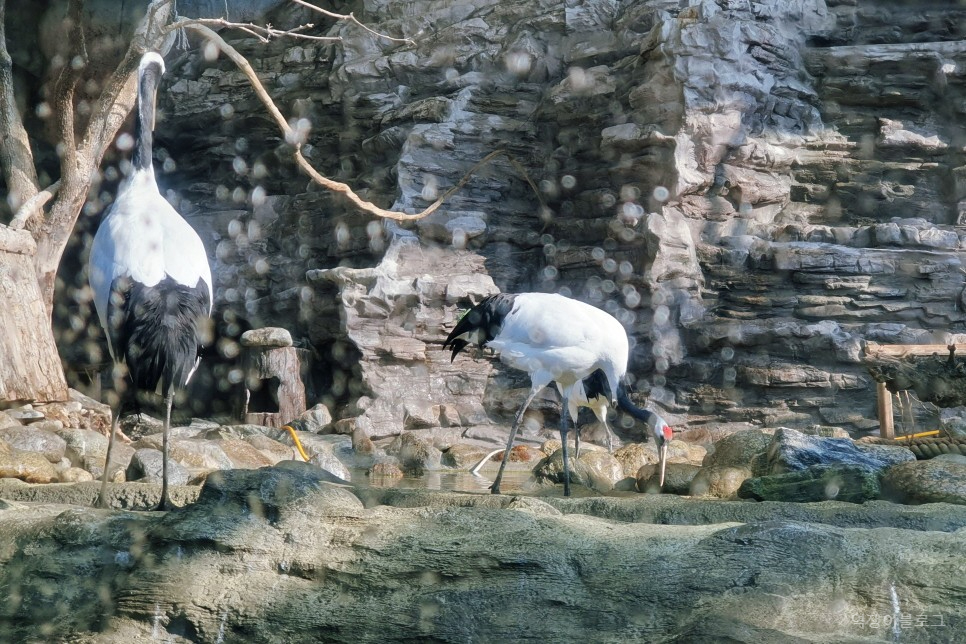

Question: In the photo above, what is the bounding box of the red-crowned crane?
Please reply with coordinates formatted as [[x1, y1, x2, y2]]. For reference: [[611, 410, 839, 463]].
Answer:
[[444, 292, 672, 496], [88, 52, 212, 510]]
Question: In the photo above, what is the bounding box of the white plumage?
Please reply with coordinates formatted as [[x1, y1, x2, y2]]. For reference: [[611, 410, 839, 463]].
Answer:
[[89, 171, 212, 356], [89, 52, 212, 510], [445, 292, 672, 496]]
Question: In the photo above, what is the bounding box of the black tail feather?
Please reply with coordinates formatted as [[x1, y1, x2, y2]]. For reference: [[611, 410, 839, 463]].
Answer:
[[443, 293, 517, 361], [582, 369, 610, 401], [112, 276, 210, 395]]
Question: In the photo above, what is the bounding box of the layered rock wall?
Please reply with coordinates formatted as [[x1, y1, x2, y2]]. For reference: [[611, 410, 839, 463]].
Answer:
[[55, 0, 966, 439]]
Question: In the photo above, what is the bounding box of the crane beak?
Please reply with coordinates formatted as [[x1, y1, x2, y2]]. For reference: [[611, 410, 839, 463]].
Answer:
[[658, 441, 668, 488]]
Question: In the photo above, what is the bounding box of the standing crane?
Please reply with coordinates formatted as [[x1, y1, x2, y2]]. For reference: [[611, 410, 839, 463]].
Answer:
[[89, 52, 212, 510], [444, 292, 672, 496]]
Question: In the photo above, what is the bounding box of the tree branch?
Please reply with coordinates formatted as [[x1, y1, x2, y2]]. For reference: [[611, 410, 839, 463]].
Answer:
[[49, 0, 87, 198], [291, 0, 415, 45], [161, 17, 342, 43], [0, 0, 40, 219], [10, 181, 59, 230], [187, 24, 542, 221]]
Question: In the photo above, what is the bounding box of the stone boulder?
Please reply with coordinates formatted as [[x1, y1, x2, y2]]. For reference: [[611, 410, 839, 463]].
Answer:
[[0, 442, 57, 483], [534, 448, 625, 493], [295, 404, 334, 432], [386, 432, 443, 475], [441, 443, 494, 469], [3, 466, 965, 642], [0, 425, 66, 463], [753, 427, 914, 476], [240, 326, 293, 347], [689, 465, 753, 499], [368, 461, 404, 483], [881, 459, 966, 505], [738, 465, 881, 504], [702, 430, 771, 469], [126, 448, 191, 487], [614, 440, 707, 481], [637, 463, 702, 495]]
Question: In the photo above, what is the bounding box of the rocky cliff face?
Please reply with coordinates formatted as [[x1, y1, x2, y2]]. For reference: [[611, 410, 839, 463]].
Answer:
[[60, 0, 966, 440]]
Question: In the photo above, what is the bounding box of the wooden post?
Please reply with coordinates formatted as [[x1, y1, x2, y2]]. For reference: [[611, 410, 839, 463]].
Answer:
[[877, 381, 894, 439]]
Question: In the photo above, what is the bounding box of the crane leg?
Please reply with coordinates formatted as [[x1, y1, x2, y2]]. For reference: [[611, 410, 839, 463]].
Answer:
[[574, 425, 580, 460], [157, 391, 174, 511], [604, 418, 614, 453], [96, 413, 121, 509], [491, 388, 541, 495], [559, 396, 572, 497]]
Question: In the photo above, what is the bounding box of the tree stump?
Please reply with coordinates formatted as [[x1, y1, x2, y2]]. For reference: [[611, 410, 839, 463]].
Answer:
[[240, 328, 306, 427], [0, 226, 68, 405]]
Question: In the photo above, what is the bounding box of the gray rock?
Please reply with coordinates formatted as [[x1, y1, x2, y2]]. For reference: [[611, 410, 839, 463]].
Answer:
[[58, 467, 95, 483], [386, 432, 443, 474], [53, 427, 126, 475], [881, 459, 966, 505], [613, 442, 661, 477], [6, 408, 44, 424], [637, 463, 702, 496], [689, 466, 753, 499], [0, 412, 20, 429], [126, 448, 191, 487], [368, 461, 404, 481], [738, 465, 882, 504], [219, 438, 278, 469], [0, 425, 66, 463], [534, 448, 625, 492], [296, 404, 333, 432], [441, 443, 493, 469], [2, 468, 966, 641], [756, 427, 913, 476], [240, 327, 293, 347], [308, 448, 352, 482], [0, 442, 57, 483], [246, 434, 299, 464], [702, 430, 771, 469]]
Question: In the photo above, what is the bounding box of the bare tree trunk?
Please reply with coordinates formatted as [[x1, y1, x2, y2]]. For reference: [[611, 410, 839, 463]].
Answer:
[[0, 226, 68, 404]]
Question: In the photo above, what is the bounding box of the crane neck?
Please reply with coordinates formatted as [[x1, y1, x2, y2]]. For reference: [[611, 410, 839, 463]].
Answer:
[[132, 59, 163, 172], [616, 382, 657, 424]]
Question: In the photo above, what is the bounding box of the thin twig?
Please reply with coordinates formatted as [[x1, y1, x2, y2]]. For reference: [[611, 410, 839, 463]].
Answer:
[[162, 17, 341, 43], [187, 24, 543, 222], [291, 0, 415, 45]]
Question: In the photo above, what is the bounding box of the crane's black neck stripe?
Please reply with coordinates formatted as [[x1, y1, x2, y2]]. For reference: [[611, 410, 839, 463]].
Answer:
[[132, 59, 162, 171], [616, 383, 657, 425], [443, 293, 517, 361], [108, 276, 210, 395]]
